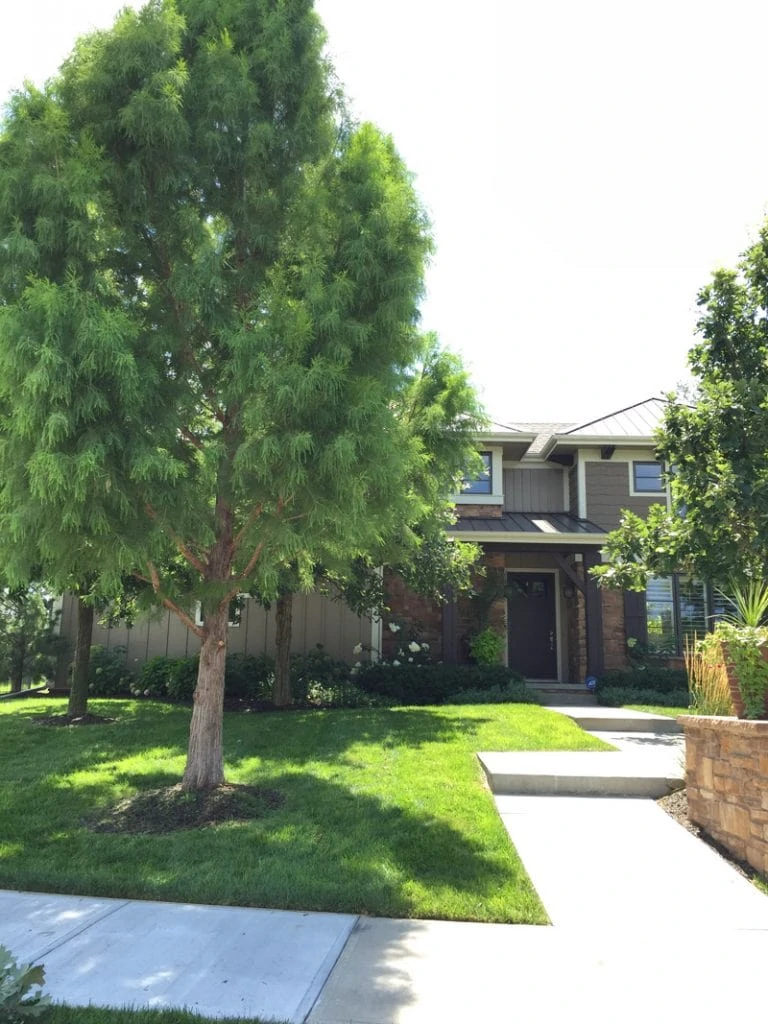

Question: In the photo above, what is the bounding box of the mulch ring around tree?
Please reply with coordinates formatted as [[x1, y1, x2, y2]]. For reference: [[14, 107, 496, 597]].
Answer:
[[33, 713, 116, 727], [88, 783, 285, 835]]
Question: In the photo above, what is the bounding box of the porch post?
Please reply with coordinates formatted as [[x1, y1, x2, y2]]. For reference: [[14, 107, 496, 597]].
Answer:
[[583, 550, 604, 678], [442, 586, 458, 664]]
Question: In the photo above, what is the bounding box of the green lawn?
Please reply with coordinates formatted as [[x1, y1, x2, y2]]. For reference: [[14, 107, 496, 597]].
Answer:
[[0, 698, 609, 924], [625, 704, 693, 717], [40, 1009, 277, 1024]]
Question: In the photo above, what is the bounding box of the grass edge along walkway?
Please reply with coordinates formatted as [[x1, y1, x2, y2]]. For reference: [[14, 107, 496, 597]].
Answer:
[[0, 699, 610, 925]]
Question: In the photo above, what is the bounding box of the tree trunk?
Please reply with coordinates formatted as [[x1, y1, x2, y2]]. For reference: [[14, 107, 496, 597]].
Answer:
[[182, 601, 229, 790], [272, 592, 293, 707], [68, 598, 93, 717], [9, 630, 24, 692]]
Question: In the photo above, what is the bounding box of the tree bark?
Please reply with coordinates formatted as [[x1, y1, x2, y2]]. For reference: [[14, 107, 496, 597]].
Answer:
[[272, 592, 293, 707], [68, 598, 93, 717], [182, 601, 229, 790]]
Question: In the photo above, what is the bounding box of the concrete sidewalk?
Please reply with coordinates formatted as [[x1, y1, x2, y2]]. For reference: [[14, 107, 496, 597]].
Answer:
[[2, 706, 767, 1023]]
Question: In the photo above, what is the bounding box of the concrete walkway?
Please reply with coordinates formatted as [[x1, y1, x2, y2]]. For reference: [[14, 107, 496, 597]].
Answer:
[[2, 706, 768, 1023]]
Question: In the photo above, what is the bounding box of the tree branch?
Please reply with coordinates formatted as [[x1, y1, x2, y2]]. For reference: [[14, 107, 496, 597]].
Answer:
[[144, 503, 209, 576], [232, 502, 263, 553], [147, 560, 204, 638]]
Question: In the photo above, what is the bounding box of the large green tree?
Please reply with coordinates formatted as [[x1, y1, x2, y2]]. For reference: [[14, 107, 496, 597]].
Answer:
[[0, 0, 481, 788], [594, 218, 768, 591]]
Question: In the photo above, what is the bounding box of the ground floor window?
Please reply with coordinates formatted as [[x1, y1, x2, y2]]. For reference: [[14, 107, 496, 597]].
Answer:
[[644, 575, 725, 655]]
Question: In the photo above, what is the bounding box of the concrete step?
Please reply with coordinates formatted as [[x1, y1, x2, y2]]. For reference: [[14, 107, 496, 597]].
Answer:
[[478, 748, 684, 798], [549, 705, 683, 734]]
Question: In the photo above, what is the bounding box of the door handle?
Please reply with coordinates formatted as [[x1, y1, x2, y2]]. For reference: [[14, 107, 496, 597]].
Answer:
[[548, 631, 555, 651]]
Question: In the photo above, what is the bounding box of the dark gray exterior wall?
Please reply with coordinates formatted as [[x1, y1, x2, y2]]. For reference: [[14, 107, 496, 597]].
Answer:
[[585, 462, 664, 531], [503, 468, 565, 512]]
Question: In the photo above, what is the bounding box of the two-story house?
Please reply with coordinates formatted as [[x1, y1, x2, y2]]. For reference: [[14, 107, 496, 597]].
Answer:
[[381, 397, 712, 682], [59, 396, 709, 681]]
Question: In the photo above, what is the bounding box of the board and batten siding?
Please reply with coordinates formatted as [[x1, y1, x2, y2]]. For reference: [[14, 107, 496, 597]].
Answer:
[[65, 591, 371, 668], [585, 462, 664, 531], [503, 467, 566, 512], [568, 465, 579, 516]]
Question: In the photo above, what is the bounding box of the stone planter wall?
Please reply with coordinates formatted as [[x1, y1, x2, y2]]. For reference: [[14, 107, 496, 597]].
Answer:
[[680, 715, 768, 876]]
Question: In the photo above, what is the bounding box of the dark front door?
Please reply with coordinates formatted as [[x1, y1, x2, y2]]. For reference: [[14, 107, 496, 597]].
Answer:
[[507, 573, 558, 679]]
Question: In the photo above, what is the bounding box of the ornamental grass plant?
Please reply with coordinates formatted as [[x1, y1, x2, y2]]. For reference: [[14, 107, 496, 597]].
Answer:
[[685, 635, 733, 717]]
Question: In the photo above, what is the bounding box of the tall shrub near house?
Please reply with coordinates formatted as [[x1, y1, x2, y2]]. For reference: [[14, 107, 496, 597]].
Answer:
[[0, 0, 481, 788]]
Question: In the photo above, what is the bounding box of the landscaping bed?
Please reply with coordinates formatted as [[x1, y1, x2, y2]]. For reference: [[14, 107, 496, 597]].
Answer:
[[0, 698, 609, 924]]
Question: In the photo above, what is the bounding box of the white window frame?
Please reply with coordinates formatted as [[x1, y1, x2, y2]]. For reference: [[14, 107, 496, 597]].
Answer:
[[629, 460, 666, 497]]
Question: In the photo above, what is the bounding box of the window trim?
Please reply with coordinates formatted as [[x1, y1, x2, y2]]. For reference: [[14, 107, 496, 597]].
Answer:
[[630, 460, 666, 496], [460, 450, 493, 495]]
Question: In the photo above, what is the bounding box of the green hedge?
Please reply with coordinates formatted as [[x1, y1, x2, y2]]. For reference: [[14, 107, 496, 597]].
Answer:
[[354, 663, 529, 705], [596, 666, 688, 696]]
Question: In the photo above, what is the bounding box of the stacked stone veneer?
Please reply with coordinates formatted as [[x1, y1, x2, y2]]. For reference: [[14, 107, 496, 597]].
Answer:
[[681, 716, 768, 877]]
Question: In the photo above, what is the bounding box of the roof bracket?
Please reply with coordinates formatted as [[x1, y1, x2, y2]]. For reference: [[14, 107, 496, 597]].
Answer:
[[600, 445, 616, 460]]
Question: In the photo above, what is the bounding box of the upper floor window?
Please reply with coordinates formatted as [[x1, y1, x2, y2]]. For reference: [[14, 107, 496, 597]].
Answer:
[[461, 451, 492, 494], [632, 460, 665, 494]]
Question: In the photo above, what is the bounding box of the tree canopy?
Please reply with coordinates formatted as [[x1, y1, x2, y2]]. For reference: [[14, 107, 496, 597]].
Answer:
[[0, 0, 484, 787], [595, 218, 768, 591]]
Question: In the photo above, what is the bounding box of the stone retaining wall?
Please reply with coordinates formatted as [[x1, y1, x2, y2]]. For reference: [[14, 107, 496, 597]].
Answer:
[[680, 715, 768, 876]]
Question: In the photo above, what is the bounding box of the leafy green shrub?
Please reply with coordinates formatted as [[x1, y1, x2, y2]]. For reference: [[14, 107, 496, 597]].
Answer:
[[225, 653, 274, 700], [447, 681, 534, 704], [87, 645, 133, 696], [166, 657, 199, 701], [0, 944, 50, 1021], [468, 627, 505, 666], [712, 621, 768, 718], [597, 687, 690, 708], [355, 663, 526, 705], [132, 656, 173, 698], [596, 666, 688, 695], [291, 646, 349, 703], [305, 680, 395, 708]]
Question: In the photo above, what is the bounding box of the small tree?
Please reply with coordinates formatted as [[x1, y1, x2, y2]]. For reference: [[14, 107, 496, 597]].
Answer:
[[0, 582, 62, 692], [0, 0, 481, 787], [594, 216, 768, 591]]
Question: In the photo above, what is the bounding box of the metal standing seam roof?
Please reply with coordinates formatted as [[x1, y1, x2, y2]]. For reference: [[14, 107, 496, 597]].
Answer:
[[451, 512, 606, 537], [564, 397, 669, 438]]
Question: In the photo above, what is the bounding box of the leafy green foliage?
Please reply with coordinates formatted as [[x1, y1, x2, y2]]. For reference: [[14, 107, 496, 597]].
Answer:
[[0, 586, 63, 690], [596, 667, 688, 695], [0, 945, 50, 1022], [594, 218, 768, 591], [355, 663, 528, 705], [87, 645, 133, 696], [134, 657, 175, 699], [446, 682, 533, 704], [0, 0, 484, 787], [713, 622, 768, 719], [716, 577, 768, 628], [468, 627, 505, 666]]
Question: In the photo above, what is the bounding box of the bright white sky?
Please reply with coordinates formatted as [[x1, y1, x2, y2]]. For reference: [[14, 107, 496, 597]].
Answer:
[[2, 0, 768, 424]]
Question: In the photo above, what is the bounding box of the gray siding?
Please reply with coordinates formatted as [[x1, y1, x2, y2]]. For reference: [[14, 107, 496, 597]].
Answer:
[[503, 468, 565, 512], [69, 592, 371, 668], [568, 466, 579, 516], [585, 462, 664, 531]]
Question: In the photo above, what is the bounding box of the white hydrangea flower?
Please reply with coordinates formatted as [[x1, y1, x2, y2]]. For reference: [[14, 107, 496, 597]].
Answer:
[[408, 657, 413, 663], [421, 643, 430, 652], [392, 659, 401, 667], [408, 641, 421, 654], [355, 661, 362, 668], [388, 622, 401, 633], [353, 643, 363, 655]]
